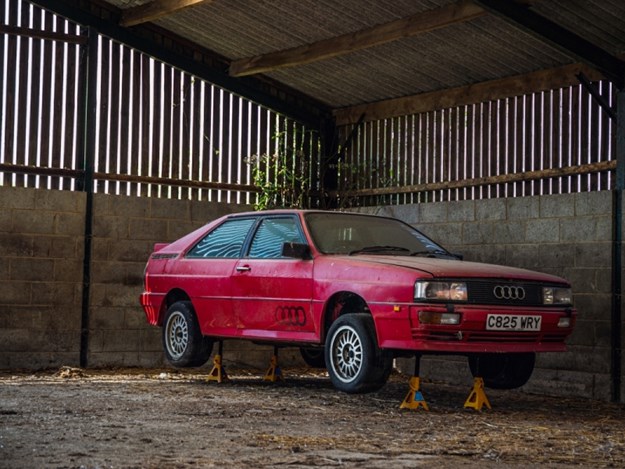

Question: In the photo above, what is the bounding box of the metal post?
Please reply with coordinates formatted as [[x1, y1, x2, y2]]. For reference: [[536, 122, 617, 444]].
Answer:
[[612, 89, 625, 403], [79, 27, 98, 368]]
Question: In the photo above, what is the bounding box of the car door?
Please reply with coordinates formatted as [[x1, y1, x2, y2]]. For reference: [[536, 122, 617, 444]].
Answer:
[[182, 217, 256, 337], [231, 216, 315, 341]]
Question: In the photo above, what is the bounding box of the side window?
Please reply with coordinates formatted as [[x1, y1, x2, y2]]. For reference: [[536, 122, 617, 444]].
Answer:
[[248, 218, 304, 259], [187, 218, 255, 258]]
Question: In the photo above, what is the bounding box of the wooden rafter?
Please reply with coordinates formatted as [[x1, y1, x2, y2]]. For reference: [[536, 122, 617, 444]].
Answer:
[[229, 0, 485, 77], [333, 62, 605, 125], [120, 0, 210, 27]]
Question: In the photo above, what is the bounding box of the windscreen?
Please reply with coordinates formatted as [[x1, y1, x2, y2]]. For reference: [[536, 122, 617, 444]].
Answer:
[[305, 213, 447, 256]]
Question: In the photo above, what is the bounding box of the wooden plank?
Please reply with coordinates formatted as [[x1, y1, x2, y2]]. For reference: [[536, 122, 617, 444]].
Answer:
[[130, 49, 143, 196], [334, 62, 605, 125], [558, 87, 573, 194], [120, 0, 211, 27], [229, 0, 484, 77], [63, 35, 80, 190], [326, 161, 616, 198], [180, 72, 192, 199], [2, 27, 16, 182], [190, 73, 203, 200], [120, 44, 133, 195], [0, 163, 259, 192], [0, 24, 86, 44], [50, 21, 65, 190], [17, 1, 31, 188], [140, 53, 152, 196]]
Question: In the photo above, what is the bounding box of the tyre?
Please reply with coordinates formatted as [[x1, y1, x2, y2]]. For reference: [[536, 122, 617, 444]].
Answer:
[[468, 352, 536, 389], [300, 347, 326, 368], [325, 313, 392, 393], [162, 301, 213, 367]]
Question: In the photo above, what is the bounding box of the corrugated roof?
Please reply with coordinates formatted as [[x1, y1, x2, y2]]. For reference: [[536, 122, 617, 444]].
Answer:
[[101, 0, 625, 109]]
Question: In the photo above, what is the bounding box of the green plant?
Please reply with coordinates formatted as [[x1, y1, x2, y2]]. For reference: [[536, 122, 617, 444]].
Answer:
[[248, 129, 314, 210]]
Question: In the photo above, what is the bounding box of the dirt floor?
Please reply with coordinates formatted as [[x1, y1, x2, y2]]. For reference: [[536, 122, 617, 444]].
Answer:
[[0, 366, 624, 469]]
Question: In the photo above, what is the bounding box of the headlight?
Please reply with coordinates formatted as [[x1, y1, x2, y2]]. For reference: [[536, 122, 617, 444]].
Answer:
[[543, 287, 573, 305], [414, 281, 468, 302]]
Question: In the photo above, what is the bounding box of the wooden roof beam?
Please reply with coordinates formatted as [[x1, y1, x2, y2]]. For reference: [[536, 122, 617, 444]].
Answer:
[[333, 62, 605, 125], [120, 0, 210, 27], [229, 0, 485, 77]]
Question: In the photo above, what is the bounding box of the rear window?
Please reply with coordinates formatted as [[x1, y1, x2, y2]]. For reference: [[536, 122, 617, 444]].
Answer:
[[186, 218, 255, 258]]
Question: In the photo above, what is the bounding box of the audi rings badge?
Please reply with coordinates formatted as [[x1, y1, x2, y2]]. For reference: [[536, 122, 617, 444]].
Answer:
[[493, 285, 526, 300], [275, 306, 307, 327]]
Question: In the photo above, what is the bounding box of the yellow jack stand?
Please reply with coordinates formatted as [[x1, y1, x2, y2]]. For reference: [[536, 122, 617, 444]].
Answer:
[[207, 354, 228, 383], [400, 376, 429, 410], [263, 349, 283, 382], [207, 342, 228, 383], [464, 377, 491, 411]]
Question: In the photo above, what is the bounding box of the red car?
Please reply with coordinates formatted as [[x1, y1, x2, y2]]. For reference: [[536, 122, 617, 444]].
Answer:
[[140, 210, 576, 393]]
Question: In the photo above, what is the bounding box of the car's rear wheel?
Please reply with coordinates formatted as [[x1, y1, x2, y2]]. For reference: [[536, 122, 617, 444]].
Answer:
[[300, 347, 326, 368], [162, 301, 213, 367], [468, 352, 535, 389], [325, 313, 391, 393]]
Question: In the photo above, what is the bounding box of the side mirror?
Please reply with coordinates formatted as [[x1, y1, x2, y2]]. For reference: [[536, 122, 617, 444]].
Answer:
[[282, 242, 311, 260]]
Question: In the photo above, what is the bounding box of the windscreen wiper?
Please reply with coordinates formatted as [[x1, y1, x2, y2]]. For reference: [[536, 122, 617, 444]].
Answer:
[[349, 246, 411, 255], [410, 249, 451, 258]]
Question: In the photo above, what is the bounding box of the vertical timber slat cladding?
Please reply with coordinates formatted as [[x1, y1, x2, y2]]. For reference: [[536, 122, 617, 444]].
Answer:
[[50, 15, 65, 190], [599, 81, 613, 191], [179, 72, 191, 200], [561, 88, 571, 194], [209, 86, 220, 202], [40, 10, 54, 189], [3, 4, 18, 185], [130, 48, 142, 198], [16, 2, 29, 188], [498, 98, 507, 198], [190, 74, 202, 200], [161, 63, 175, 198], [140, 53, 151, 198], [579, 86, 590, 192], [26, 5, 41, 189], [589, 85, 599, 192], [334, 81, 616, 207], [108, 41, 121, 196], [63, 23, 79, 191]]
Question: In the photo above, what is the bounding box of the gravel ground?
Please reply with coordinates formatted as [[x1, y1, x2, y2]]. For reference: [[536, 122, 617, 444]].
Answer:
[[0, 367, 624, 468]]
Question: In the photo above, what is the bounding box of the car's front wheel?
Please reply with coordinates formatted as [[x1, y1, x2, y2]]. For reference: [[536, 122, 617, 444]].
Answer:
[[162, 301, 213, 367], [468, 352, 535, 389], [325, 313, 392, 393]]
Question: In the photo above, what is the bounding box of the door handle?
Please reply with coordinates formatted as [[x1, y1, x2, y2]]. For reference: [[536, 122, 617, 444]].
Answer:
[[236, 265, 251, 272]]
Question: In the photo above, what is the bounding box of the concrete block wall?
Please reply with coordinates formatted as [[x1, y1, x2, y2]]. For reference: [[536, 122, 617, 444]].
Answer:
[[1, 185, 622, 400], [0, 186, 85, 368], [88, 193, 254, 368], [356, 191, 621, 401]]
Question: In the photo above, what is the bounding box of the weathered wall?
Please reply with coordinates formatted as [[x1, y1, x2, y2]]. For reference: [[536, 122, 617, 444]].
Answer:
[[355, 191, 622, 401], [0, 186, 85, 368], [1, 186, 623, 401], [86, 192, 303, 369]]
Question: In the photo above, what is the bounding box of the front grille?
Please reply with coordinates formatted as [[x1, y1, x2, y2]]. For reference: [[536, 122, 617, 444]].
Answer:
[[466, 280, 544, 306]]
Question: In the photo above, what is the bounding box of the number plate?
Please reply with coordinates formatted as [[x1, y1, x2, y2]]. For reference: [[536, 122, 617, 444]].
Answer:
[[486, 314, 541, 331]]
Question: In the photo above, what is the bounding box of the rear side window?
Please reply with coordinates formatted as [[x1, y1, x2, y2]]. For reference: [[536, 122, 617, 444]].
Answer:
[[248, 218, 304, 259], [187, 218, 255, 258]]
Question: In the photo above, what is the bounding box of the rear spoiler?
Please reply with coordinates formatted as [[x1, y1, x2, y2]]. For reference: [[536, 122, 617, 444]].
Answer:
[[153, 243, 169, 253]]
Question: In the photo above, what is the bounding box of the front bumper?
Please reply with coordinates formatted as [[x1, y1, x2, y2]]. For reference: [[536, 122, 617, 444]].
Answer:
[[376, 303, 576, 354]]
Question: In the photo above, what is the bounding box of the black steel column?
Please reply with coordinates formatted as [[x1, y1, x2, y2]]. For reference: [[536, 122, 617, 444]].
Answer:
[[611, 90, 625, 403], [78, 27, 98, 368]]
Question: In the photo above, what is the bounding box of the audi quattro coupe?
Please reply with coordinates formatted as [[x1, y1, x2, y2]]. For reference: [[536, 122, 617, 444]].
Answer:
[[140, 210, 576, 393]]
